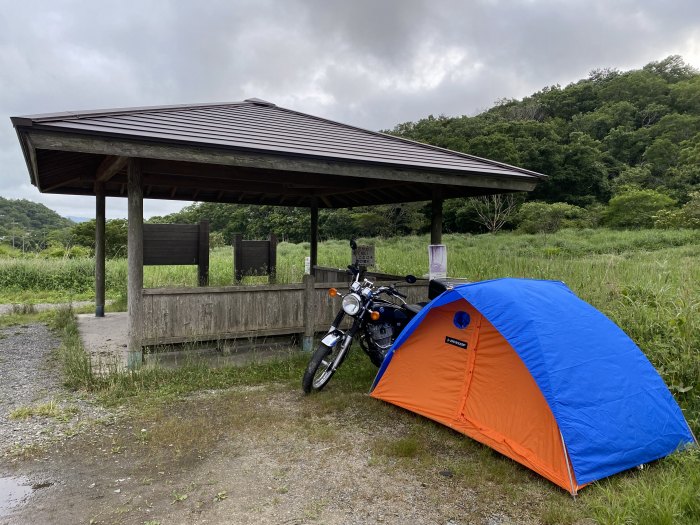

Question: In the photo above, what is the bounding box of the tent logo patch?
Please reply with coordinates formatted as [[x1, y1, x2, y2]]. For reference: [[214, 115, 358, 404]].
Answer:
[[453, 311, 471, 329], [445, 336, 468, 349]]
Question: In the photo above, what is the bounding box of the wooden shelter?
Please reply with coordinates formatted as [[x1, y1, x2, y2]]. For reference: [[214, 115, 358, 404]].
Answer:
[[11, 99, 545, 367]]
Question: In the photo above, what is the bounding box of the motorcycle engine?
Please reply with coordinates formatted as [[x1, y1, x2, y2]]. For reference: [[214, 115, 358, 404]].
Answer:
[[367, 322, 394, 350]]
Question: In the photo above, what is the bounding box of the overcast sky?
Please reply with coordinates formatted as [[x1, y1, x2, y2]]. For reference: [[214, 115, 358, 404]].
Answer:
[[1, 0, 700, 220]]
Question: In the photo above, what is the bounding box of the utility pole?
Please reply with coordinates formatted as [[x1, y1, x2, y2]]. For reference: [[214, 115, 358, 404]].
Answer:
[[10, 222, 17, 249]]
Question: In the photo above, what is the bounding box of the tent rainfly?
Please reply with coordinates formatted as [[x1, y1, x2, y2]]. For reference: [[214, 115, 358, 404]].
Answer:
[[370, 278, 696, 494]]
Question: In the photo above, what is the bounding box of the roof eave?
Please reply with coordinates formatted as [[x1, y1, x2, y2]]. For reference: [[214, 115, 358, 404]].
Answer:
[[21, 124, 541, 186], [12, 125, 39, 189]]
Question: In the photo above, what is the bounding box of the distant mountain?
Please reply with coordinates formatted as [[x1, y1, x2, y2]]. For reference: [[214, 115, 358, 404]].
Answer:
[[0, 197, 73, 238], [66, 215, 91, 223]]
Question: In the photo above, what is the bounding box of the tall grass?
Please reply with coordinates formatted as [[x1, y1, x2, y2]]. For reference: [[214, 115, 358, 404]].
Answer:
[[587, 449, 700, 525], [4, 229, 699, 430], [48, 306, 308, 406], [49, 306, 94, 390]]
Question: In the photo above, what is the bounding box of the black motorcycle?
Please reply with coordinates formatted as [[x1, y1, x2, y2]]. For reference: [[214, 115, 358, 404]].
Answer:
[[302, 241, 449, 394]]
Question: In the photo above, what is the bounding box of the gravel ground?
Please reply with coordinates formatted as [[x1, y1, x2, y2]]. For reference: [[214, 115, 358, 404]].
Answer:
[[0, 324, 114, 457]]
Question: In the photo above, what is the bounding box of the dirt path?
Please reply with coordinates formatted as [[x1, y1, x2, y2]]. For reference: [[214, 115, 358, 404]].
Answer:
[[0, 324, 575, 525], [0, 384, 553, 525]]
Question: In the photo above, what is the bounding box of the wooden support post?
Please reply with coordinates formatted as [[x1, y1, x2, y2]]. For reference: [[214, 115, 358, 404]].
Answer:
[[310, 199, 319, 276], [233, 233, 243, 283], [268, 233, 278, 284], [431, 188, 443, 245], [95, 183, 106, 317], [198, 219, 209, 286], [302, 273, 316, 351], [127, 158, 144, 369]]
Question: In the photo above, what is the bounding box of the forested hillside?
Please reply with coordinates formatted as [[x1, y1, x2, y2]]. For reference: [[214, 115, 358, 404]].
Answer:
[[391, 55, 699, 205], [149, 56, 700, 241], [0, 196, 73, 247]]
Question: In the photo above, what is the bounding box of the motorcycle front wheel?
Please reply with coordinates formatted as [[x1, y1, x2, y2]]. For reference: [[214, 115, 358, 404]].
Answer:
[[302, 340, 345, 394]]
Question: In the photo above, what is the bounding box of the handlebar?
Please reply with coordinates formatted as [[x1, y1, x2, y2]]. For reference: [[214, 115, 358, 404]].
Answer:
[[393, 289, 407, 299], [376, 285, 407, 299]]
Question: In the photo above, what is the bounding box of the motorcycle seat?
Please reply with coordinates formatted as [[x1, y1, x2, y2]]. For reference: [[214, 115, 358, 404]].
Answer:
[[403, 303, 423, 315]]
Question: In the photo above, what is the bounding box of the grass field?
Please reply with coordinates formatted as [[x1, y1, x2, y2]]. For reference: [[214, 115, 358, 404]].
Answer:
[[2, 228, 698, 409], [2, 228, 699, 523]]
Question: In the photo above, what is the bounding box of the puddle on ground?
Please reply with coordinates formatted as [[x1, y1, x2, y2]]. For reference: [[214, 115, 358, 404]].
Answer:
[[0, 476, 33, 517]]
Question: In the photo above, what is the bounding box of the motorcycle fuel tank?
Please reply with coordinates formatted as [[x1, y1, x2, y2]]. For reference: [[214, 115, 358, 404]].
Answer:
[[374, 305, 411, 328]]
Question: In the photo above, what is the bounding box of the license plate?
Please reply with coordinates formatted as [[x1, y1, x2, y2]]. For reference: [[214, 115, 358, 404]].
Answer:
[[321, 333, 340, 347]]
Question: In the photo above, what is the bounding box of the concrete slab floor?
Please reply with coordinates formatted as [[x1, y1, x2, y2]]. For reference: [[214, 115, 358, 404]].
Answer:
[[76, 313, 300, 373], [76, 313, 129, 372]]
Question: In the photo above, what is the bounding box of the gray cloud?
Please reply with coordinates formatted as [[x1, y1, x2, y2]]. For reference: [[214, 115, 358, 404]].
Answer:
[[1, 0, 699, 218]]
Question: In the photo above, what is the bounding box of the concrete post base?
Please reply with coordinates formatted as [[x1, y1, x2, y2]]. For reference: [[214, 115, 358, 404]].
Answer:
[[127, 350, 143, 370], [302, 336, 314, 352]]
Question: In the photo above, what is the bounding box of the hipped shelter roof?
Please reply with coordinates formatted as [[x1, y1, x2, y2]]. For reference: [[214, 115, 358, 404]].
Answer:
[[11, 99, 545, 207]]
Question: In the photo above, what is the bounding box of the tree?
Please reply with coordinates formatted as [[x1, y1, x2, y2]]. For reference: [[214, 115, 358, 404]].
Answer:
[[603, 189, 676, 229], [538, 132, 610, 206], [643, 55, 698, 83], [470, 194, 517, 233], [517, 202, 592, 234], [611, 166, 656, 194], [670, 76, 700, 114], [70, 219, 128, 258], [643, 138, 680, 177]]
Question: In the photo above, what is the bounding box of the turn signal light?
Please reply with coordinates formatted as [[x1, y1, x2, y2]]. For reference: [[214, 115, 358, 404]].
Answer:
[[329, 288, 338, 297], [370, 310, 380, 321]]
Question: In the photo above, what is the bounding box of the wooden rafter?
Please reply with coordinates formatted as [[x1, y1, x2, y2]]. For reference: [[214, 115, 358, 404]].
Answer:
[[96, 155, 128, 183], [42, 176, 81, 192]]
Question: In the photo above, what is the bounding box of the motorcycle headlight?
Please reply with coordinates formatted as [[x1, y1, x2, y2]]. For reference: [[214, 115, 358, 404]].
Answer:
[[342, 293, 362, 316]]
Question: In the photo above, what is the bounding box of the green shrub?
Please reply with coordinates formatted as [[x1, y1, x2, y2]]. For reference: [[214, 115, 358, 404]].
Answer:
[[40, 243, 93, 259], [604, 189, 677, 229], [656, 191, 700, 229], [517, 201, 592, 234], [654, 208, 687, 229], [40, 244, 68, 258], [0, 244, 21, 258]]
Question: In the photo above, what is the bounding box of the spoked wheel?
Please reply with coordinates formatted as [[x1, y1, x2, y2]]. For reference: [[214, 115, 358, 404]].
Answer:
[[302, 340, 345, 394]]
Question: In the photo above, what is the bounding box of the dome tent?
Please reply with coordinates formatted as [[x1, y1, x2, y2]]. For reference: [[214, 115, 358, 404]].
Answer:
[[370, 278, 695, 494]]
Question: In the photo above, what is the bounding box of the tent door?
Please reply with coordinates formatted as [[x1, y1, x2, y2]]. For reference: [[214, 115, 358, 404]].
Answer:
[[454, 312, 482, 421]]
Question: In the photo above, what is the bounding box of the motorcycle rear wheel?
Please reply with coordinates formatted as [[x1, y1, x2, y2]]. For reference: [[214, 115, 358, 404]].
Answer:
[[302, 341, 343, 394]]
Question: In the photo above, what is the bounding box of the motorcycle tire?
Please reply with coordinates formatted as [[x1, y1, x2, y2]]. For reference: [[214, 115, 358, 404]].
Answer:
[[302, 342, 342, 394]]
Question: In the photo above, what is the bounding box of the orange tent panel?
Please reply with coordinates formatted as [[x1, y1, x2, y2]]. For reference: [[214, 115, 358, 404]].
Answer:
[[370, 299, 578, 493]]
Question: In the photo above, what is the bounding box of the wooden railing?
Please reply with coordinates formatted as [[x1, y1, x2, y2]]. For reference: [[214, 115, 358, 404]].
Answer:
[[142, 275, 428, 346]]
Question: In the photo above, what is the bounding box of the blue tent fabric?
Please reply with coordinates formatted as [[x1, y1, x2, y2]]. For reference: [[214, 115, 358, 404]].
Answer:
[[372, 278, 694, 485]]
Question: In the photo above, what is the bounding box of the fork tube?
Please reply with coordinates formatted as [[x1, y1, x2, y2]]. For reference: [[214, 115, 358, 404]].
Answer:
[[329, 310, 345, 331]]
